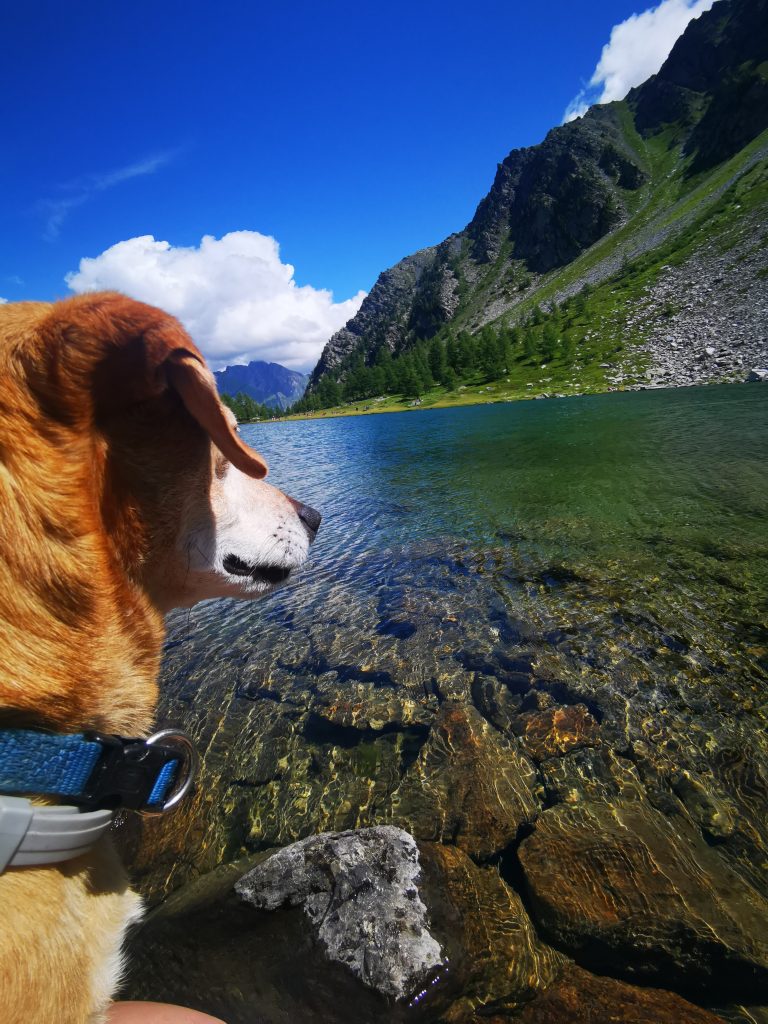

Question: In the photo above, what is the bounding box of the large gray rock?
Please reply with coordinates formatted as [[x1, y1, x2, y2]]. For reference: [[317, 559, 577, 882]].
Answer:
[[747, 367, 768, 382], [235, 826, 443, 1001], [123, 830, 566, 1022]]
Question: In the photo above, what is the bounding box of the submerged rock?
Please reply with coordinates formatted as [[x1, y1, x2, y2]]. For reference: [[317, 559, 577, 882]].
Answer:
[[518, 799, 768, 994], [235, 826, 443, 1001], [520, 703, 600, 762], [516, 963, 727, 1023], [389, 702, 539, 859], [418, 842, 563, 1019]]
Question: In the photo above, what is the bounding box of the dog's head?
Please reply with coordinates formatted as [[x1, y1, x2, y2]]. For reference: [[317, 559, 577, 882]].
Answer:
[[32, 291, 320, 612]]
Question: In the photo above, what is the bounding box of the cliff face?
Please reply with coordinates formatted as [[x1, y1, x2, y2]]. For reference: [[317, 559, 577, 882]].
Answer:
[[214, 360, 308, 410], [309, 100, 647, 390], [308, 0, 768, 395], [466, 110, 646, 270], [310, 247, 441, 380]]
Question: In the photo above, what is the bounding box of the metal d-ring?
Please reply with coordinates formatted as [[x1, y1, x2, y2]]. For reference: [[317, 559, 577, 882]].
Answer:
[[144, 729, 199, 814]]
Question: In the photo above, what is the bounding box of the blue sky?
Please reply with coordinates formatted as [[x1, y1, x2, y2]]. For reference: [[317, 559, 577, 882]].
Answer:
[[0, 0, 714, 369]]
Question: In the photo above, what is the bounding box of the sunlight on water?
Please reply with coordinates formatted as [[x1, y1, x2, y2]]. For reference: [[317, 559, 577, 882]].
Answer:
[[148, 383, 767, 905], [187, 383, 767, 681]]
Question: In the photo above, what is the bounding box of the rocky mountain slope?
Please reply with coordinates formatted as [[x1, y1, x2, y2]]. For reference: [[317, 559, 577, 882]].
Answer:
[[214, 359, 308, 410], [307, 0, 768, 398]]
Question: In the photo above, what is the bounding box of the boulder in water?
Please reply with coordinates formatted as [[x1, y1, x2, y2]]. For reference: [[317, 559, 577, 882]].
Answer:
[[235, 826, 443, 1002]]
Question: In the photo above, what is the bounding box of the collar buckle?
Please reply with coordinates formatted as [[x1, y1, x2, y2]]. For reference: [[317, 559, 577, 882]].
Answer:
[[80, 729, 198, 815]]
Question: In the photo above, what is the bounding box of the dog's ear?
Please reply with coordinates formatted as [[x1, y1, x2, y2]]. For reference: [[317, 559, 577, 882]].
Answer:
[[165, 353, 268, 479], [45, 293, 269, 480]]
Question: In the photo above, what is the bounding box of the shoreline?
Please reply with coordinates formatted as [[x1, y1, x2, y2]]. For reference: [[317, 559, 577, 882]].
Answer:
[[246, 374, 752, 425]]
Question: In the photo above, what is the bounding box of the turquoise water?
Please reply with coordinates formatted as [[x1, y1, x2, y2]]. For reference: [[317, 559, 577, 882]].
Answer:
[[248, 383, 767, 567]]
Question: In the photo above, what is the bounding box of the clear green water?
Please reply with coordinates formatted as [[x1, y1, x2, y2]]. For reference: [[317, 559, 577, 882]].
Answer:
[[180, 383, 767, 684], [155, 383, 768, 894]]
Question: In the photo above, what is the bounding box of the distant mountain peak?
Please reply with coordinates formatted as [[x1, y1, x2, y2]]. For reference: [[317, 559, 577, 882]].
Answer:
[[214, 359, 308, 410]]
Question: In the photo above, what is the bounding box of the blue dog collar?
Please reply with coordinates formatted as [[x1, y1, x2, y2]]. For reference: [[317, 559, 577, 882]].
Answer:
[[0, 728, 197, 814], [0, 728, 198, 874]]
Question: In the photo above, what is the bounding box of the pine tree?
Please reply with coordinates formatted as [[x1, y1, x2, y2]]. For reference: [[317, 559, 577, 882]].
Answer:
[[478, 326, 504, 379], [375, 346, 397, 392], [523, 330, 537, 361], [317, 376, 341, 407], [540, 322, 559, 363], [442, 365, 458, 390], [414, 347, 434, 390], [457, 331, 477, 374], [561, 334, 577, 364], [245, 393, 265, 420], [394, 355, 413, 395], [428, 336, 447, 383], [402, 362, 423, 398], [370, 365, 386, 396], [445, 333, 461, 374]]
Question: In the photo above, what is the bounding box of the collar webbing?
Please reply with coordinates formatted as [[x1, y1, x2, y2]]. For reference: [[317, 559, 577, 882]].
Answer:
[[0, 731, 104, 799]]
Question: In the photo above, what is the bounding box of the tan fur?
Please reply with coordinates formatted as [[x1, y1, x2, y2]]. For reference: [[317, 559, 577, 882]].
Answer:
[[0, 293, 278, 1022]]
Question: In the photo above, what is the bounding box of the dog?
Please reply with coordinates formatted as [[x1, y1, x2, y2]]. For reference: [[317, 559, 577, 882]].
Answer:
[[0, 292, 320, 1023]]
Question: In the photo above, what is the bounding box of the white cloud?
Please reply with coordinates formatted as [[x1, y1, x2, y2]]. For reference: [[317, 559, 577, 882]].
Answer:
[[40, 152, 175, 240], [0, 297, 7, 304], [563, 0, 716, 122], [65, 231, 366, 373], [563, 96, 590, 123]]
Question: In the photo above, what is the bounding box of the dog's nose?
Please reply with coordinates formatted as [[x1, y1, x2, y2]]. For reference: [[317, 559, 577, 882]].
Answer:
[[292, 500, 322, 540]]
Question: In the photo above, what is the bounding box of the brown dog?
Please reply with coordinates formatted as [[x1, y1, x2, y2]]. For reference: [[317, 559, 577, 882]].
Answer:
[[0, 292, 320, 1023]]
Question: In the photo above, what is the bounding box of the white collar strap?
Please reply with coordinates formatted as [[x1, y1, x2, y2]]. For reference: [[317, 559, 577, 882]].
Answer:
[[0, 796, 113, 873]]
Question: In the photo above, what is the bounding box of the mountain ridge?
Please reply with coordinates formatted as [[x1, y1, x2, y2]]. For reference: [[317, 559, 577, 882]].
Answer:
[[305, 0, 767, 403]]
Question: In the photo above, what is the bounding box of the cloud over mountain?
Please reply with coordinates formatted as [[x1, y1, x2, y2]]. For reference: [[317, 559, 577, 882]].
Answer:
[[564, 0, 716, 122], [65, 231, 366, 371]]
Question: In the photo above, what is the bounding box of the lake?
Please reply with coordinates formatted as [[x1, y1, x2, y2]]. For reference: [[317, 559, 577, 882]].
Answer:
[[128, 383, 768, 1021]]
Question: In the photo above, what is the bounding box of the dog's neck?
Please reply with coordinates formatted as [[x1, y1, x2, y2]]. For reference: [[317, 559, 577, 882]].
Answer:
[[0, 413, 165, 738]]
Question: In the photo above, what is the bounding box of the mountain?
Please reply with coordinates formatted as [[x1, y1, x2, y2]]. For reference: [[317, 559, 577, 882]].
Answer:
[[214, 360, 308, 410], [306, 0, 768, 403]]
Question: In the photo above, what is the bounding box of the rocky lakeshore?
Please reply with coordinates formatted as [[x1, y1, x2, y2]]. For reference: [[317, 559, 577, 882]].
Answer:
[[119, 385, 768, 1024], [126, 827, 744, 1024]]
